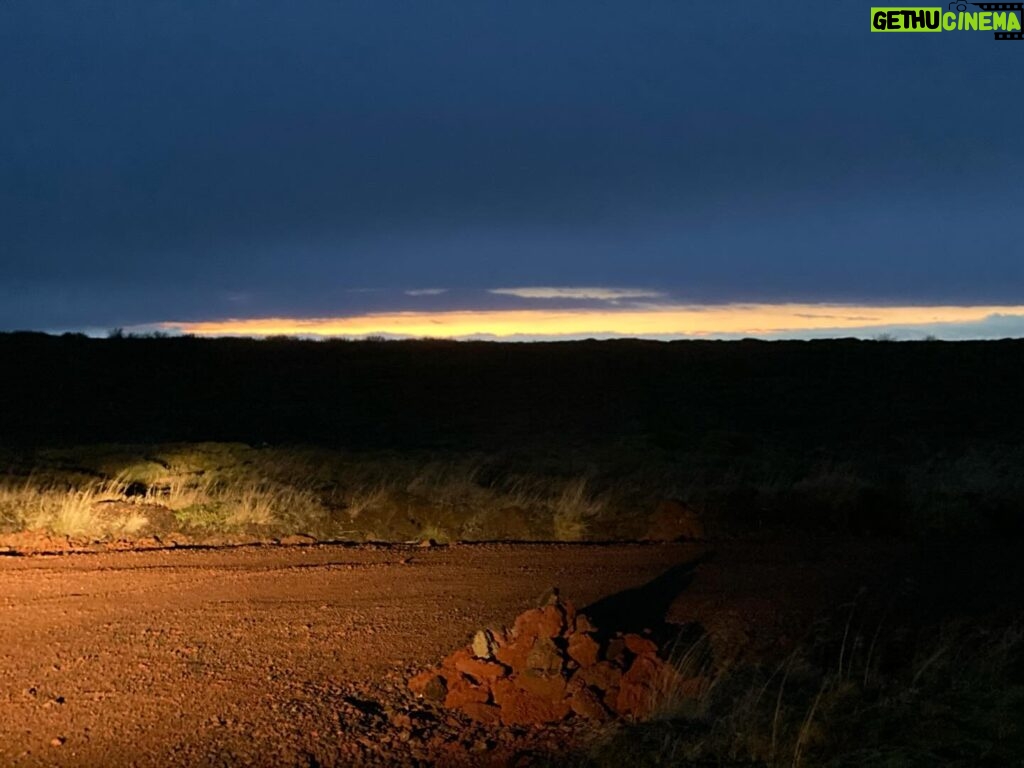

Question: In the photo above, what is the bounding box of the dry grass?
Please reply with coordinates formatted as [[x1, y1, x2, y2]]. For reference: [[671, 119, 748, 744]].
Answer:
[[0, 445, 620, 543], [0, 477, 150, 538], [550, 477, 605, 541], [569, 617, 1024, 768]]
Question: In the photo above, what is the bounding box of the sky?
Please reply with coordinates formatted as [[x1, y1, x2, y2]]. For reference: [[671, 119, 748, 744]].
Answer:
[[1, 1, 1022, 340]]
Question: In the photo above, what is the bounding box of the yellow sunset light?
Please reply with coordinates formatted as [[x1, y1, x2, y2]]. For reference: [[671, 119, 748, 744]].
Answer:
[[163, 303, 1024, 339]]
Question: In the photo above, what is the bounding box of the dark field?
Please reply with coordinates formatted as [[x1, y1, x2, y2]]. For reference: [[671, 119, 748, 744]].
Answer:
[[5, 333, 1023, 451]]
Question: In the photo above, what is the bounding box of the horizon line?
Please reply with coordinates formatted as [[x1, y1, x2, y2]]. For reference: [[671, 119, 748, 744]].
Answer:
[[144, 302, 1024, 341]]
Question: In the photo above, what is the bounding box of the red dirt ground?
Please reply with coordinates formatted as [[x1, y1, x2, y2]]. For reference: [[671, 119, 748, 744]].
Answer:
[[0, 543, 706, 767], [1, 538, 1015, 767]]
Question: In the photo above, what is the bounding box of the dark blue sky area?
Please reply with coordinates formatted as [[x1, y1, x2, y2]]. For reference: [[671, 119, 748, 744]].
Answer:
[[0, 2, 1021, 331]]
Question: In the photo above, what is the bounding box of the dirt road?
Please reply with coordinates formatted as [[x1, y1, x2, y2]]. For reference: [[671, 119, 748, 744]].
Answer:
[[0, 542, 701, 767]]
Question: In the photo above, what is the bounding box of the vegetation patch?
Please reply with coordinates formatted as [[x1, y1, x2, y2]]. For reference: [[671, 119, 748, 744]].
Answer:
[[560, 615, 1024, 766]]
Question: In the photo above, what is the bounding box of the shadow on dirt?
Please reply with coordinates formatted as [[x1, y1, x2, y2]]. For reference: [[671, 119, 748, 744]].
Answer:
[[582, 552, 712, 643]]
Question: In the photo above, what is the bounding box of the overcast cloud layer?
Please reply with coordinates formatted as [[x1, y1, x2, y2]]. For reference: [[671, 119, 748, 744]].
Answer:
[[1, 2, 1021, 334]]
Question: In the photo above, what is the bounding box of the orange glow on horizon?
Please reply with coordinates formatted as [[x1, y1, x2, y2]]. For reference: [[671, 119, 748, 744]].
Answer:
[[160, 303, 1024, 339]]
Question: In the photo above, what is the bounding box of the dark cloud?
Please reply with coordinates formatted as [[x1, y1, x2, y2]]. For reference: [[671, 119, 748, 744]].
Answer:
[[0, 2, 1022, 330]]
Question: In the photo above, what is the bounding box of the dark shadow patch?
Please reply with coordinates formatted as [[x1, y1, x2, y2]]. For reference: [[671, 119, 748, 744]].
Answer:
[[582, 552, 712, 643]]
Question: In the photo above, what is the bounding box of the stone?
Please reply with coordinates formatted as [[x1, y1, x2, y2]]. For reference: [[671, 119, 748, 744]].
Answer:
[[536, 586, 561, 607], [534, 590, 576, 628], [453, 654, 509, 684], [574, 613, 598, 634], [544, 602, 570, 636], [625, 654, 665, 689], [513, 604, 565, 642], [445, 647, 474, 671], [471, 629, 497, 659], [409, 671, 447, 702], [560, 600, 577, 630], [576, 661, 623, 694], [567, 632, 600, 669], [623, 633, 659, 658], [444, 673, 489, 710], [409, 591, 678, 728], [493, 636, 532, 672], [614, 678, 653, 719], [525, 636, 564, 677], [605, 636, 628, 666], [613, 655, 666, 719], [491, 679, 571, 726], [516, 670, 567, 703], [567, 684, 609, 722]]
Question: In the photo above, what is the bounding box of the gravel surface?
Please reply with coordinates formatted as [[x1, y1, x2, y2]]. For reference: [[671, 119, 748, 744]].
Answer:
[[0, 542, 700, 767]]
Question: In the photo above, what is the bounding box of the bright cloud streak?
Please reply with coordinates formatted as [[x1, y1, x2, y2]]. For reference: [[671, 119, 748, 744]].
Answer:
[[488, 287, 666, 300], [163, 304, 1024, 340]]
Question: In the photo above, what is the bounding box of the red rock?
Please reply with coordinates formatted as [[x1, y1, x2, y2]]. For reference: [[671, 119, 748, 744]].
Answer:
[[567, 684, 610, 722], [623, 634, 659, 658], [625, 654, 666, 689], [413, 593, 682, 729], [567, 632, 600, 668], [513, 604, 565, 641], [446, 647, 474, 670], [598, 684, 620, 710], [537, 586, 561, 605], [545, 603, 568, 635], [409, 670, 447, 702], [444, 672, 489, 710], [489, 626, 511, 647], [613, 655, 667, 719], [491, 678, 571, 726], [512, 608, 545, 640], [516, 670, 567, 702], [493, 637, 532, 671], [525, 636, 564, 676], [576, 660, 623, 693], [605, 636, 628, 666], [574, 613, 597, 634], [614, 677, 656, 719], [559, 600, 577, 630], [453, 654, 509, 684]]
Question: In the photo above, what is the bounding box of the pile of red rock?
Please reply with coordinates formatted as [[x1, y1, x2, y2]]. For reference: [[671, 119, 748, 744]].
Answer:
[[409, 591, 705, 727]]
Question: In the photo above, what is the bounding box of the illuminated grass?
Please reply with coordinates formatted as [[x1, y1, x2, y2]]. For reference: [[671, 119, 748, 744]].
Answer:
[[0, 445, 620, 543], [550, 477, 605, 541], [8, 437, 1007, 544], [0, 478, 150, 538]]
